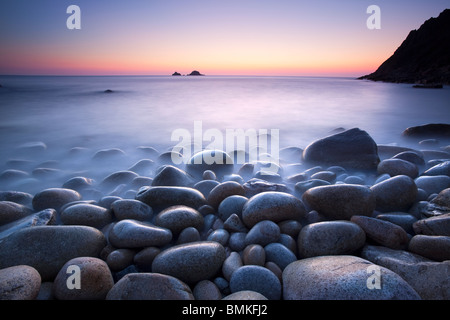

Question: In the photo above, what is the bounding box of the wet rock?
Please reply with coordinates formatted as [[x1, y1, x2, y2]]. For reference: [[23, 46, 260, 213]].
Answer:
[[377, 158, 419, 179], [60, 203, 113, 229], [185, 149, 234, 179], [136, 186, 207, 211], [421, 187, 450, 217], [109, 219, 172, 248], [53, 257, 114, 300], [375, 213, 417, 234], [408, 235, 450, 261], [264, 243, 297, 270], [302, 184, 375, 220], [0, 225, 106, 281], [0, 191, 33, 207], [155, 205, 204, 235], [242, 191, 306, 228], [176, 227, 201, 244], [32, 188, 82, 212], [133, 247, 160, 272], [223, 214, 248, 233], [283, 255, 421, 300], [106, 248, 135, 272], [106, 273, 194, 300], [413, 213, 450, 236], [415, 175, 450, 197], [62, 176, 95, 192], [370, 175, 418, 212], [242, 178, 290, 198], [422, 160, 450, 176], [152, 165, 192, 187], [207, 181, 245, 209], [110, 199, 153, 221], [222, 252, 243, 281], [222, 290, 268, 300], [0, 201, 33, 226], [92, 148, 126, 161], [0, 208, 56, 240], [193, 280, 223, 300], [361, 244, 450, 300], [294, 179, 331, 195], [298, 221, 366, 258], [243, 244, 266, 266], [207, 228, 229, 246], [0, 265, 41, 300], [351, 215, 409, 250], [193, 180, 220, 198], [229, 265, 281, 300], [217, 195, 248, 221], [302, 128, 380, 170], [244, 220, 280, 246], [99, 171, 139, 192], [152, 241, 226, 284]]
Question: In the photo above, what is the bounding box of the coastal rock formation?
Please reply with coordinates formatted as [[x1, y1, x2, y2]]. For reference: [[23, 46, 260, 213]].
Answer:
[[188, 70, 204, 76], [359, 9, 450, 84]]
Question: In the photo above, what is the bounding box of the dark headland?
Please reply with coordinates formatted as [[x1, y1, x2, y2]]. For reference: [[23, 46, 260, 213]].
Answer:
[[172, 70, 205, 76], [359, 9, 450, 85]]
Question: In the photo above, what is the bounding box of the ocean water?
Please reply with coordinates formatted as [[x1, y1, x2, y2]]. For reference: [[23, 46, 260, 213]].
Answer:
[[0, 75, 449, 193]]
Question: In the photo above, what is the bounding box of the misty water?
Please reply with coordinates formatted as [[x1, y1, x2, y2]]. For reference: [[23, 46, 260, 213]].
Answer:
[[0, 75, 449, 195]]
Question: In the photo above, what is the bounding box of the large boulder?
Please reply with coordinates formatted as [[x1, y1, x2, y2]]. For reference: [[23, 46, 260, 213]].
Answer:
[[302, 128, 380, 170]]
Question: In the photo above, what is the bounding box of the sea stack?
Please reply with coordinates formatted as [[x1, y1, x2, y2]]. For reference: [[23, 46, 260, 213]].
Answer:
[[188, 70, 205, 76]]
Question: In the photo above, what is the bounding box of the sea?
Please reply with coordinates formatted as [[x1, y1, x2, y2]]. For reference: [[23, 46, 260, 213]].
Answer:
[[0, 75, 449, 186]]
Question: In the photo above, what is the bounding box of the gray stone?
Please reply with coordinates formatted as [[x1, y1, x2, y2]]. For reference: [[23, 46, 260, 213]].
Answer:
[[310, 170, 336, 183], [351, 215, 409, 250], [53, 257, 114, 300], [245, 220, 280, 247], [278, 220, 302, 238], [242, 178, 291, 198], [152, 241, 226, 284], [283, 255, 421, 300], [264, 243, 297, 270], [217, 195, 248, 221], [60, 203, 113, 229], [0, 225, 106, 281], [294, 179, 331, 195], [152, 165, 192, 187], [185, 149, 234, 179], [99, 170, 138, 192], [377, 158, 419, 179], [193, 280, 223, 300], [177, 226, 201, 244], [298, 220, 366, 258], [243, 244, 266, 266], [222, 252, 243, 281], [207, 229, 230, 246], [207, 181, 246, 209], [136, 186, 207, 211], [423, 160, 450, 176], [228, 232, 247, 252], [32, 188, 82, 212], [0, 201, 33, 225], [106, 248, 135, 272], [0, 191, 33, 207], [375, 213, 418, 234], [128, 159, 154, 176], [109, 219, 172, 248], [370, 175, 418, 212], [111, 199, 153, 221], [408, 235, 450, 261], [413, 213, 450, 236], [193, 180, 220, 198], [360, 244, 450, 300], [414, 175, 450, 197], [222, 290, 268, 300], [302, 184, 375, 220], [223, 214, 248, 233], [62, 176, 95, 192], [106, 273, 194, 300], [0, 208, 56, 240], [242, 191, 306, 228], [229, 265, 281, 300], [155, 205, 204, 235], [302, 128, 380, 170], [133, 247, 160, 272], [0, 265, 41, 300]]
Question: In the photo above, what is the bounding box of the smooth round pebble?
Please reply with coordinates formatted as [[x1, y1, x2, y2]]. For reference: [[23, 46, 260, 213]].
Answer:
[[111, 199, 153, 221], [60, 203, 113, 229], [408, 235, 450, 261], [193, 280, 223, 300], [0, 265, 41, 300], [229, 265, 281, 300], [243, 244, 266, 266], [32, 188, 81, 212], [264, 243, 297, 270], [245, 220, 280, 246], [370, 175, 418, 212], [109, 219, 172, 248], [222, 291, 268, 300], [155, 205, 204, 235]]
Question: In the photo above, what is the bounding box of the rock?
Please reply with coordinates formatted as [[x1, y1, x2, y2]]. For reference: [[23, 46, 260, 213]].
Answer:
[[106, 248, 135, 272], [207, 181, 245, 209], [242, 244, 266, 266], [228, 232, 246, 252], [176, 227, 201, 244], [60, 203, 113, 229], [154, 205, 204, 235], [370, 175, 418, 212], [110, 199, 153, 221], [375, 213, 417, 234], [133, 247, 160, 272], [302, 128, 380, 170], [283, 255, 421, 300], [0, 265, 41, 300], [223, 214, 248, 233], [62, 177, 95, 192], [421, 187, 450, 217], [0, 201, 33, 225], [302, 185, 376, 220], [106, 273, 194, 300], [413, 213, 450, 236], [297, 221, 366, 258], [408, 235, 450, 261], [99, 171, 139, 192], [294, 179, 331, 195], [202, 170, 217, 180], [242, 191, 306, 228], [310, 170, 336, 183], [217, 195, 248, 221], [392, 151, 426, 167], [185, 149, 233, 179], [207, 229, 229, 246], [0, 225, 106, 281], [415, 175, 450, 197], [193, 180, 220, 198], [136, 186, 207, 211], [222, 290, 268, 300], [244, 220, 280, 247], [32, 188, 82, 212], [403, 123, 450, 138], [222, 252, 243, 281], [423, 160, 450, 176], [53, 257, 114, 300], [152, 241, 226, 284], [377, 158, 419, 179], [0, 191, 33, 207], [193, 280, 223, 300], [152, 165, 192, 187], [128, 159, 154, 176], [278, 220, 302, 238], [351, 215, 410, 250], [108, 219, 172, 248], [229, 265, 281, 300], [264, 243, 297, 270], [360, 244, 450, 300], [92, 148, 126, 161], [242, 178, 291, 198], [0, 208, 56, 240]]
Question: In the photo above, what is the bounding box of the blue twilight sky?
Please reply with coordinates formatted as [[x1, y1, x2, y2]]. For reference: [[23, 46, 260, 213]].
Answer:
[[0, 0, 448, 76]]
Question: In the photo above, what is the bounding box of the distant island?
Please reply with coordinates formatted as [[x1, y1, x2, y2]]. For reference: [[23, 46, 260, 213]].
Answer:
[[359, 9, 450, 85], [172, 70, 205, 76]]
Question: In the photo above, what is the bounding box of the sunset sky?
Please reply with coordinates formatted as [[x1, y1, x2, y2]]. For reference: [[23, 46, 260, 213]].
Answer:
[[0, 0, 448, 77]]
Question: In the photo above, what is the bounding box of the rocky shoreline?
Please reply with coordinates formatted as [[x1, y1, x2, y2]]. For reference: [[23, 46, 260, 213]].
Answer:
[[0, 125, 449, 300]]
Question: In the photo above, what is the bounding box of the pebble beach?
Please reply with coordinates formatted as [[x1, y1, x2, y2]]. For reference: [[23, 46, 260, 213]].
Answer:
[[0, 124, 449, 301]]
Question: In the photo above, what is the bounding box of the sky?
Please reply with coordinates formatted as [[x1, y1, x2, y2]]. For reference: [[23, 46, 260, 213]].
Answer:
[[0, 0, 448, 77]]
